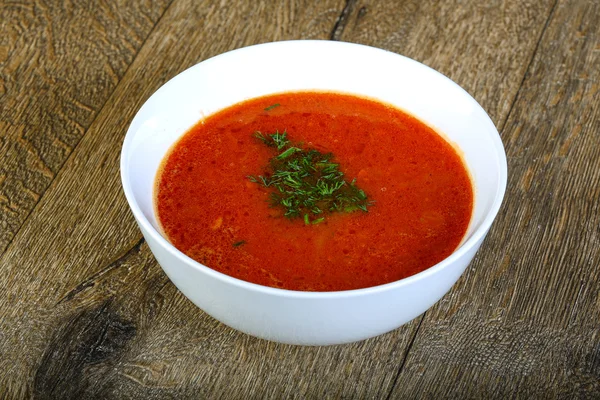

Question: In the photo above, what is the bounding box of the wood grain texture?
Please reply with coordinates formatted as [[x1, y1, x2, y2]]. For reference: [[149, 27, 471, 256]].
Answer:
[[0, 0, 172, 255], [389, 0, 600, 397], [0, 0, 592, 398], [336, 0, 555, 128], [1, 0, 383, 397]]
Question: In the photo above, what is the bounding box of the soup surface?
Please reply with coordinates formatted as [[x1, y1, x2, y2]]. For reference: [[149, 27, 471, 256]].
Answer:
[[155, 92, 473, 291]]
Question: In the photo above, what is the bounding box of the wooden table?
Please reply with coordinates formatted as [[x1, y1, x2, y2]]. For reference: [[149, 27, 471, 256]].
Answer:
[[1, 1, 598, 398]]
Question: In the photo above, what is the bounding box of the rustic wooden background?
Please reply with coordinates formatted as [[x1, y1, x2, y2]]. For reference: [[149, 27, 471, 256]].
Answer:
[[0, 0, 598, 398]]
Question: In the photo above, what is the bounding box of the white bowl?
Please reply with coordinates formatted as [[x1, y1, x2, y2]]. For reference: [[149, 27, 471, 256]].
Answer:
[[120, 40, 507, 346]]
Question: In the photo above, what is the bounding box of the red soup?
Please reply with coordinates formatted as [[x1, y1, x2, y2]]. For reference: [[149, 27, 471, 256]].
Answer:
[[155, 92, 473, 291]]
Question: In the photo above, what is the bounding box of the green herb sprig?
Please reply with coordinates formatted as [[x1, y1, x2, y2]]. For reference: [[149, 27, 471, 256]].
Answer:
[[248, 131, 372, 224], [264, 103, 280, 111]]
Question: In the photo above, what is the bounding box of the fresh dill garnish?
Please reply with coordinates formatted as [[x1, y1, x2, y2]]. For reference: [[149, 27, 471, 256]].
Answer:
[[264, 103, 281, 111], [232, 240, 246, 247], [254, 131, 289, 150], [248, 131, 373, 224]]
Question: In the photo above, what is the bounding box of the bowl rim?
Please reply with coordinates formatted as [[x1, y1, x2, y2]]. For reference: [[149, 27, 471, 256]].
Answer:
[[120, 39, 508, 299]]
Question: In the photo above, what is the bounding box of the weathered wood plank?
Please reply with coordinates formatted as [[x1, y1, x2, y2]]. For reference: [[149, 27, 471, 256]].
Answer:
[[31, 241, 416, 398], [390, 0, 600, 397], [0, 0, 173, 255], [1, 0, 374, 397], [0, 0, 564, 398], [336, 0, 555, 128]]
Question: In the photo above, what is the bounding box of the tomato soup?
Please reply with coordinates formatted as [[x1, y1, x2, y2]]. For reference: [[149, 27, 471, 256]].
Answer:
[[155, 92, 473, 291]]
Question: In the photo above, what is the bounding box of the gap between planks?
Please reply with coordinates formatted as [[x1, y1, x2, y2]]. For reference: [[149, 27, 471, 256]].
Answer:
[[499, 0, 560, 133], [384, 0, 561, 396], [385, 314, 426, 400], [330, 0, 359, 40]]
